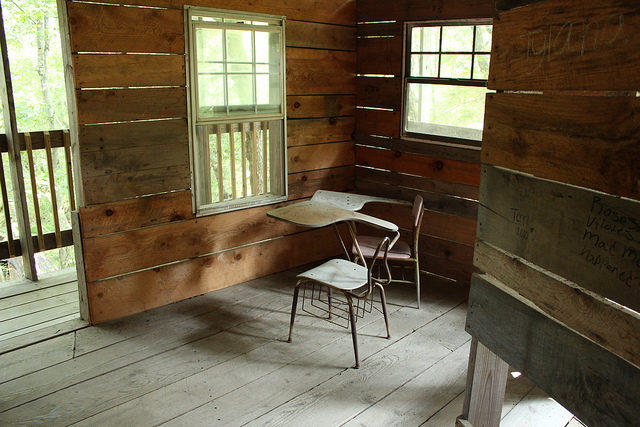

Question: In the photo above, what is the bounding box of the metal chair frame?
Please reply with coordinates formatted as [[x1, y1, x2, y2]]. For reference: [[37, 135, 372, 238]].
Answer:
[[288, 226, 394, 369]]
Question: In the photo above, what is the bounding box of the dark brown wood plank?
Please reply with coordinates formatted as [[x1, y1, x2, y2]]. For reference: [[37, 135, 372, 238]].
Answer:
[[286, 20, 355, 51], [356, 134, 481, 164], [68, 2, 184, 54], [356, 178, 478, 218], [478, 165, 640, 312], [287, 48, 356, 95], [496, 0, 545, 10], [483, 93, 640, 200], [356, 76, 402, 110], [287, 117, 354, 147], [286, 95, 355, 119], [87, 227, 342, 323], [81, 0, 356, 25], [356, 36, 402, 75], [79, 119, 188, 153], [80, 141, 188, 178], [466, 273, 640, 427], [356, 109, 401, 139], [422, 234, 474, 266], [356, 145, 481, 186], [83, 165, 191, 206], [356, 166, 479, 200], [73, 54, 185, 88], [357, 0, 494, 22], [82, 201, 309, 282], [475, 240, 640, 369], [357, 22, 402, 37], [79, 190, 194, 238], [76, 87, 187, 125], [288, 166, 355, 200], [489, 0, 640, 91], [423, 253, 475, 283], [288, 141, 354, 173]]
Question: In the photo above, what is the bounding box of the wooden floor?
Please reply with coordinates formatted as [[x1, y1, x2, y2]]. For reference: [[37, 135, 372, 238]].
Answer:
[[0, 266, 579, 426], [0, 268, 82, 344]]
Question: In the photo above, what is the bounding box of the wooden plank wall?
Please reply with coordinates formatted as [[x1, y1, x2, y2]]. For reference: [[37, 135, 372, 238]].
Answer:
[[355, 0, 494, 284], [64, 0, 356, 323], [463, 0, 640, 425]]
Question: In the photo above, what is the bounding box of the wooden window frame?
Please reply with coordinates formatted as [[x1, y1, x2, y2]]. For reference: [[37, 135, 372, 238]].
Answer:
[[402, 19, 492, 147], [185, 7, 288, 216]]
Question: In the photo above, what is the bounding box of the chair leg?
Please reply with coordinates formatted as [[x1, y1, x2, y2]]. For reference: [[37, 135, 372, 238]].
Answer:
[[327, 287, 332, 320], [346, 295, 360, 369], [376, 284, 391, 339], [415, 260, 421, 310], [288, 281, 302, 343]]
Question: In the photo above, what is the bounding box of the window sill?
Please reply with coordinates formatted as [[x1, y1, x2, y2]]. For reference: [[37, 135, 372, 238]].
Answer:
[[196, 194, 288, 217]]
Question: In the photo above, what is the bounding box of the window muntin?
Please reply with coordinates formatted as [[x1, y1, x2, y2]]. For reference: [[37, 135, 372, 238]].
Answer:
[[404, 21, 492, 143], [187, 8, 287, 215]]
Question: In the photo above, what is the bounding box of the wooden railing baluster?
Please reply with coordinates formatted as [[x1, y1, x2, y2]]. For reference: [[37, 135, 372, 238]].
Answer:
[[262, 121, 268, 194], [63, 130, 75, 211], [229, 124, 237, 200], [0, 152, 14, 257], [24, 132, 44, 252], [251, 122, 258, 195], [241, 122, 247, 197], [215, 124, 224, 201], [44, 131, 62, 248]]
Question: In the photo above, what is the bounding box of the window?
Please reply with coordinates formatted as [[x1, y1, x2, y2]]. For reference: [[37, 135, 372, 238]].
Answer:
[[403, 21, 492, 143], [186, 8, 287, 214]]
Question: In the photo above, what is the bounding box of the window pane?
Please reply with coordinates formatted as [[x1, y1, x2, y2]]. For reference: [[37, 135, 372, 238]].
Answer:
[[411, 26, 440, 52], [440, 54, 472, 78], [196, 27, 223, 63], [199, 62, 224, 74], [227, 74, 254, 106], [410, 54, 438, 77], [198, 75, 225, 118], [226, 29, 253, 62], [255, 31, 280, 64], [405, 83, 488, 141], [474, 25, 492, 52], [441, 26, 473, 52], [228, 63, 252, 73], [256, 74, 281, 112], [473, 54, 490, 80]]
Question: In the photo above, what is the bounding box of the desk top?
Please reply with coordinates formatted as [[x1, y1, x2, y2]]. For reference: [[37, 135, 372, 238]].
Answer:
[[267, 200, 398, 231], [310, 190, 411, 211]]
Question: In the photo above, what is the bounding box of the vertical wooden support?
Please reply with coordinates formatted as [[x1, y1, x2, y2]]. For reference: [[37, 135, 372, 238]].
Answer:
[[215, 124, 224, 201], [62, 130, 75, 211], [262, 121, 268, 194], [459, 338, 509, 427], [241, 122, 247, 197], [24, 132, 44, 252], [56, 0, 83, 208], [0, 8, 37, 279], [250, 122, 258, 195], [44, 131, 62, 247], [0, 152, 15, 257], [71, 210, 89, 322], [228, 124, 236, 199]]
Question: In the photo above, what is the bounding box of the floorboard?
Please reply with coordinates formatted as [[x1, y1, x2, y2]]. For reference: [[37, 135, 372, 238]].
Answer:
[[0, 268, 578, 427]]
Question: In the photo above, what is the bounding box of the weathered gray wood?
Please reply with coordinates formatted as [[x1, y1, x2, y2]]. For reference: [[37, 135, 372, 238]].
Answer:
[[478, 165, 640, 312], [0, 334, 75, 384], [501, 387, 573, 427], [0, 291, 77, 323], [71, 211, 89, 322], [466, 273, 640, 427], [475, 240, 640, 369], [356, 134, 481, 164], [462, 340, 509, 427]]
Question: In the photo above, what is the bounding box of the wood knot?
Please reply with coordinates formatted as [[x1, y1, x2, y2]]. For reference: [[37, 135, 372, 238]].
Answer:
[[301, 175, 308, 182], [105, 209, 114, 217], [393, 151, 402, 158], [235, 253, 243, 260], [329, 117, 338, 125], [294, 101, 301, 108], [434, 160, 444, 170]]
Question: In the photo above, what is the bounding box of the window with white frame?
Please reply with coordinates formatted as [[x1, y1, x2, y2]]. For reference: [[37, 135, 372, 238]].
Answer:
[[186, 8, 287, 214], [403, 21, 492, 144]]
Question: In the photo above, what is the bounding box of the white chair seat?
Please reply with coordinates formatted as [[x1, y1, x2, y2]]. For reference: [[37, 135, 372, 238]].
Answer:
[[353, 235, 412, 260], [297, 259, 368, 291]]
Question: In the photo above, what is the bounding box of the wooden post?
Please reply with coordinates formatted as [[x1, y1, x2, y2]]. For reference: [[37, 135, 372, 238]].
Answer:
[[262, 121, 268, 194], [459, 338, 509, 427], [0, 8, 37, 279], [56, 0, 83, 208], [62, 130, 76, 211], [228, 123, 236, 199]]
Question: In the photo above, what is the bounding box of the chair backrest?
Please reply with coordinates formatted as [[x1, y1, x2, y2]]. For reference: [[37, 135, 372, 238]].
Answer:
[[368, 236, 392, 290], [412, 195, 424, 254]]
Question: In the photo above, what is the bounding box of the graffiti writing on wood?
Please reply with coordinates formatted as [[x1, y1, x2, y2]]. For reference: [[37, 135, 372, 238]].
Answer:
[[519, 13, 628, 74]]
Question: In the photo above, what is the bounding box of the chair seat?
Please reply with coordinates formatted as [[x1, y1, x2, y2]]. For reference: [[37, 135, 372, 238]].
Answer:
[[353, 235, 412, 260], [297, 259, 368, 291]]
